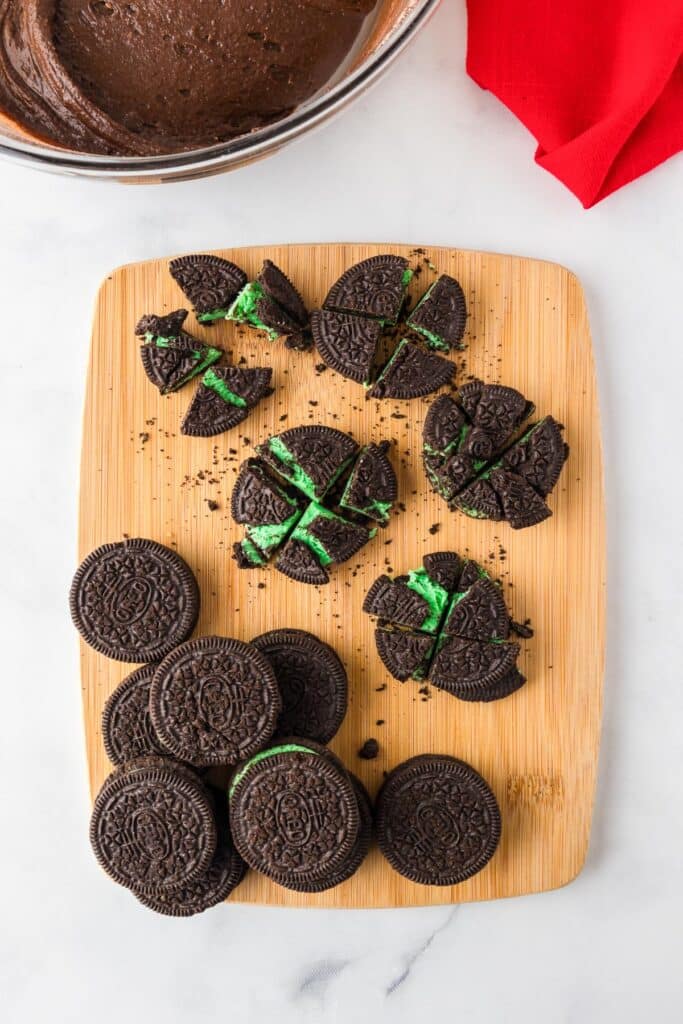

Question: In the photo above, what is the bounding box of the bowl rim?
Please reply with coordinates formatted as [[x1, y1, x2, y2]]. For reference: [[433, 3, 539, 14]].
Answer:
[[0, 0, 440, 176]]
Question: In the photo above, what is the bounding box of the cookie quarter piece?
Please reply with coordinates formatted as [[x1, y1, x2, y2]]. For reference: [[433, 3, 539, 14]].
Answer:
[[324, 254, 412, 324], [406, 274, 468, 351], [169, 254, 247, 322], [311, 308, 383, 384], [149, 636, 282, 767], [376, 754, 501, 886], [69, 538, 200, 663], [181, 366, 272, 437], [367, 339, 455, 400]]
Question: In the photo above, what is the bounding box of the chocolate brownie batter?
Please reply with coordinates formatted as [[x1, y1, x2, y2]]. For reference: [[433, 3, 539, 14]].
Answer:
[[0, 1, 375, 155]]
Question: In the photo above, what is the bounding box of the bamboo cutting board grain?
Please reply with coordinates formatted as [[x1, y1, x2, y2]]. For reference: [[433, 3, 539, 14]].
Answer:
[[79, 243, 605, 908]]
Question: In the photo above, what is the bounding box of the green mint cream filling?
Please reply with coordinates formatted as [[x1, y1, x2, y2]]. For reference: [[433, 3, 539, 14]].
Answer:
[[406, 568, 450, 633], [290, 502, 338, 566], [247, 509, 301, 555], [402, 268, 414, 288], [267, 436, 319, 499], [226, 282, 280, 341], [202, 367, 247, 408], [229, 743, 317, 799]]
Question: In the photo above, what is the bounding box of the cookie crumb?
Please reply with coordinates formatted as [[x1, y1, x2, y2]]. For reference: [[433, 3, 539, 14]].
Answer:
[[358, 738, 379, 760]]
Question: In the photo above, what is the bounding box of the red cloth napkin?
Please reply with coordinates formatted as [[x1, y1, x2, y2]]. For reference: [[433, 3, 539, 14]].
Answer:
[[466, 0, 683, 207]]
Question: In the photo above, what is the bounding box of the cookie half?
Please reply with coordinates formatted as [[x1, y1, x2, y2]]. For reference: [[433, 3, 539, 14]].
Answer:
[[181, 366, 272, 437], [169, 254, 247, 321]]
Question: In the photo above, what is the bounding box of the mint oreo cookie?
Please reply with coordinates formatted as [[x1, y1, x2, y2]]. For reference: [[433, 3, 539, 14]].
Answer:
[[422, 382, 568, 529], [375, 755, 501, 886], [364, 551, 528, 701], [324, 254, 412, 324]]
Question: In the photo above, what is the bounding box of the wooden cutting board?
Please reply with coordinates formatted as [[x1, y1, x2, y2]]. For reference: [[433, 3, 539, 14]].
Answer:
[[79, 243, 605, 908]]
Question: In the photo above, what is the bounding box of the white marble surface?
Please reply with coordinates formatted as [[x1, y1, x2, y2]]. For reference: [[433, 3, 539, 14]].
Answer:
[[1, 4, 682, 1022]]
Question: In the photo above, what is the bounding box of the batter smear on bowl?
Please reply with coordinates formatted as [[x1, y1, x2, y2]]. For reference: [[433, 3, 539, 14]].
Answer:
[[0, 1, 376, 155]]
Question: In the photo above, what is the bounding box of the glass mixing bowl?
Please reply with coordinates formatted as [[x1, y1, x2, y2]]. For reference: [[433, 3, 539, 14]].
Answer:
[[0, 0, 439, 183]]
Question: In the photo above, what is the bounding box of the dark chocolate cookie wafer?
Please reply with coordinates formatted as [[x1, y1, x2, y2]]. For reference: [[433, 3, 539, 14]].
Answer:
[[135, 309, 190, 341], [70, 538, 200, 663], [324, 255, 412, 323], [169, 254, 247, 321], [453, 478, 505, 521], [458, 381, 534, 452], [422, 551, 462, 593], [252, 629, 347, 744], [90, 757, 217, 895], [257, 260, 309, 330], [442, 578, 510, 642], [149, 636, 282, 767], [453, 666, 527, 703], [363, 576, 432, 631], [501, 417, 569, 496], [423, 394, 468, 453], [101, 665, 166, 767], [137, 311, 223, 395], [305, 508, 371, 563], [228, 743, 360, 885], [258, 425, 359, 502], [367, 339, 455, 400], [135, 788, 246, 916], [231, 459, 300, 526], [226, 281, 301, 341], [407, 274, 468, 351], [429, 636, 520, 698], [275, 538, 330, 586], [339, 442, 397, 525], [375, 754, 501, 886], [277, 773, 373, 893], [311, 309, 383, 384], [181, 366, 272, 437], [375, 626, 435, 682], [489, 468, 552, 529]]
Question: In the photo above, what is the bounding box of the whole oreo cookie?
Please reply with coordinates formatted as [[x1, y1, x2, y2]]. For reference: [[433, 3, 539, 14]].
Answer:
[[339, 441, 397, 525], [407, 274, 468, 351], [279, 773, 373, 893], [324, 254, 412, 324], [149, 636, 282, 767], [169, 254, 247, 321], [311, 308, 383, 384], [367, 339, 455, 400], [90, 757, 217, 895], [375, 754, 501, 886], [135, 788, 246, 916], [251, 629, 348, 744], [229, 743, 361, 885], [70, 538, 200, 663], [181, 366, 272, 437], [101, 665, 166, 767]]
